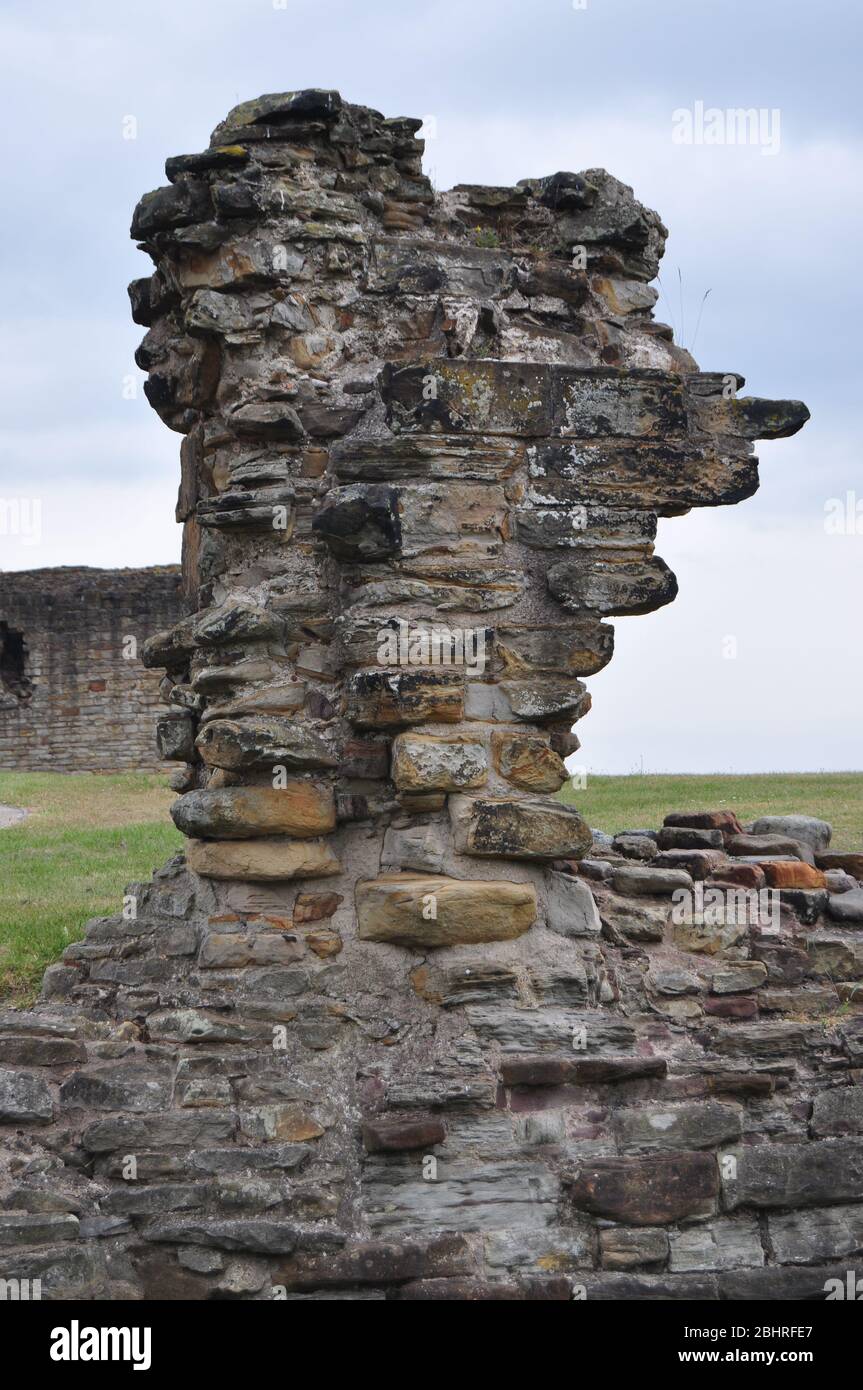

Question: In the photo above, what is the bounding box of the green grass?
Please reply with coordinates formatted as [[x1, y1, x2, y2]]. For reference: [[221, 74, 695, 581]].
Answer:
[[559, 771, 863, 849], [0, 772, 182, 1005]]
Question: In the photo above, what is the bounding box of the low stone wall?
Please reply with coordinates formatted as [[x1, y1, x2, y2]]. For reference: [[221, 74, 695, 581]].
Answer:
[[0, 807, 861, 1300], [0, 567, 188, 774]]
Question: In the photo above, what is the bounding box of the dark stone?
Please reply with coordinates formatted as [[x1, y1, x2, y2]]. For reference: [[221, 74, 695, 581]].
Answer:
[[362, 1116, 446, 1153], [0, 1037, 86, 1067], [704, 996, 758, 1020], [165, 148, 250, 182], [312, 485, 402, 561], [717, 1263, 858, 1301], [391, 1276, 571, 1300], [657, 826, 724, 850], [724, 1139, 863, 1209], [131, 180, 212, 240], [501, 1055, 666, 1087], [273, 1235, 474, 1290], [579, 1272, 718, 1300], [663, 811, 743, 834], [566, 1152, 720, 1224]]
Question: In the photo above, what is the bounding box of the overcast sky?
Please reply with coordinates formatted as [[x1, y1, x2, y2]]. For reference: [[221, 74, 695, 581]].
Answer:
[[1, 0, 860, 773]]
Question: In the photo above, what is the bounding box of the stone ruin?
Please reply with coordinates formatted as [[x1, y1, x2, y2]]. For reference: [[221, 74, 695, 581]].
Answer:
[[1, 89, 862, 1302], [0, 566, 188, 774]]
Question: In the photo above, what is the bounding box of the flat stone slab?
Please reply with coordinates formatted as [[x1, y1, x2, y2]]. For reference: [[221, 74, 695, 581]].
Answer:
[[357, 874, 537, 947], [0, 804, 28, 828]]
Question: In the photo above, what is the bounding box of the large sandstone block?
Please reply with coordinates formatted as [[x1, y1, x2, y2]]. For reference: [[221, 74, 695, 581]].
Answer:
[[345, 670, 464, 727], [356, 874, 537, 947], [391, 733, 487, 793], [187, 837, 341, 881], [491, 731, 568, 792], [171, 785, 336, 839], [196, 717, 337, 771], [449, 795, 592, 861]]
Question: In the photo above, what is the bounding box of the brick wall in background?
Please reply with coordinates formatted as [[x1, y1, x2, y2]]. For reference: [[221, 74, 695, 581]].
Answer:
[[0, 566, 189, 773]]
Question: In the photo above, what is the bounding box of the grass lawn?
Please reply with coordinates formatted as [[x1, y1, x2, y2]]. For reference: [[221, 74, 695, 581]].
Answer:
[[560, 771, 863, 848], [0, 772, 182, 1005]]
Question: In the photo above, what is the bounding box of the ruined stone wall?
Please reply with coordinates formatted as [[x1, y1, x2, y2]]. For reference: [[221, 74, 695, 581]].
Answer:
[[0, 567, 188, 774], [3, 92, 862, 1305]]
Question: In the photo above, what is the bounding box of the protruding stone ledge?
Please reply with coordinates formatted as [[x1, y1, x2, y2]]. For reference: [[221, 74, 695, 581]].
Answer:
[[449, 795, 592, 861], [187, 837, 341, 881], [171, 785, 336, 839], [196, 716, 337, 772], [356, 874, 537, 946]]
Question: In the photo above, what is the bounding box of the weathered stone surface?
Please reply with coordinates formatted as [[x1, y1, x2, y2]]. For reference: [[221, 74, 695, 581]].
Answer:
[[567, 1153, 720, 1225], [273, 1236, 475, 1290], [0, 1213, 79, 1248], [671, 911, 749, 956], [364, 1156, 559, 1234], [723, 1139, 863, 1209], [613, 1101, 742, 1152], [668, 1216, 763, 1273], [0, 1068, 53, 1124], [768, 1204, 863, 1265], [612, 865, 692, 896], [450, 795, 592, 861], [751, 815, 831, 852], [196, 717, 337, 772], [653, 848, 727, 878], [82, 1111, 237, 1153], [657, 826, 724, 850], [501, 1055, 666, 1087], [187, 837, 341, 880], [467, 1008, 635, 1061], [710, 962, 768, 993], [345, 670, 464, 727], [600, 1227, 668, 1270], [171, 785, 336, 839], [356, 874, 537, 947], [804, 932, 863, 979], [664, 811, 743, 834], [827, 888, 863, 923], [391, 733, 487, 792], [490, 731, 568, 792], [817, 851, 863, 877], [311, 484, 401, 561], [546, 872, 601, 937], [761, 861, 827, 890], [613, 834, 658, 861], [547, 554, 677, 617], [810, 1086, 863, 1137], [362, 1117, 447, 1153]]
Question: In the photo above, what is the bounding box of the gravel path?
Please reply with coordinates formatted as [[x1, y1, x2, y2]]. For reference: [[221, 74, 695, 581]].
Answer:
[[0, 804, 28, 828]]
